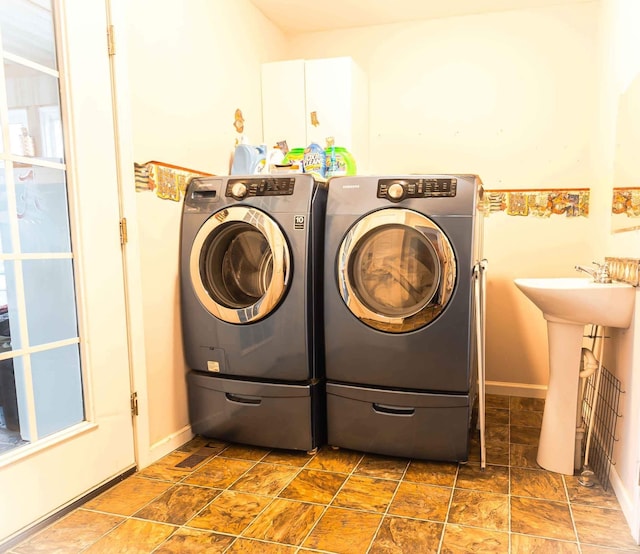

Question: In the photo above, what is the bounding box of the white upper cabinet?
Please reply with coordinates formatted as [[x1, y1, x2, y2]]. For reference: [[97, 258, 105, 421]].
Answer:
[[261, 56, 369, 173], [261, 59, 307, 150]]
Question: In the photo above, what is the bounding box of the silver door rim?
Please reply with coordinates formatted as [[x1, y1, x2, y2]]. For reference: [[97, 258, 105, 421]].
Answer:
[[190, 206, 290, 324], [337, 208, 456, 333]]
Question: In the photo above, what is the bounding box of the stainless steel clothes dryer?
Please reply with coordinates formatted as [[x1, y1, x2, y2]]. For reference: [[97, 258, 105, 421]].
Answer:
[[181, 174, 327, 451], [324, 174, 484, 461]]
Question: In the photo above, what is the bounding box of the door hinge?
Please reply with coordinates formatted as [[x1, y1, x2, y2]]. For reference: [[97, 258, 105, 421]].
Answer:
[[130, 392, 139, 417], [120, 217, 128, 245], [107, 25, 116, 56]]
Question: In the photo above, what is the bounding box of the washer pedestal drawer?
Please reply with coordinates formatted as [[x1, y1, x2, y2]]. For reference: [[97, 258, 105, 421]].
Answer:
[[187, 372, 324, 452], [326, 382, 472, 462]]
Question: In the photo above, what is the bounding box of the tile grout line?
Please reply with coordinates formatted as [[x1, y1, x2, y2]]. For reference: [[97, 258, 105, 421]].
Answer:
[[563, 473, 584, 554], [143, 441, 276, 554], [221, 448, 316, 552], [436, 460, 462, 554], [27, 406, 413, 552], [13, 397, 632, 553], [220, 447, 353, 552], [141, 441, 242, 554], [73, 460, 195, 554], [72, 508, 134, 554], [84, 448, 206, 540], [363, 455, 413, 554], [183, 441, 265, 545], [510, 399, 586, 552], [294, 449, 366, 552], [436, 396, 509, 553], [508, 396, 512, 554]]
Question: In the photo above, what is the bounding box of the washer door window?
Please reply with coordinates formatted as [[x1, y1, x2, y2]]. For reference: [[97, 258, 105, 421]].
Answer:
[[338, 208, 456, 333], [190, 206, 290, 324]]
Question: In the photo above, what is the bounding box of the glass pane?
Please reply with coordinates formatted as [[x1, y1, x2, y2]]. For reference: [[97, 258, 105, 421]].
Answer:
[[0, 357, 20, 433], [0, 0, 86, 457], [5, 60, 64, 162], [350, 225, 439, 317], [16, 165, 71, 253], [0, 260, 22, 351], [0, 0, 57, 69], [1, 163, 71, 255], [23, 259, 77, 346], [1, 355, 28, 448], [0, 161, 13, 255], [31, 345, 83, 438]]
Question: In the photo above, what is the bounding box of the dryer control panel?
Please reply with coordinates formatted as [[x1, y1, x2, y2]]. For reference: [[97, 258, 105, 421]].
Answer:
[[377, 178, 457, 202], [226, 177, 295, 199]]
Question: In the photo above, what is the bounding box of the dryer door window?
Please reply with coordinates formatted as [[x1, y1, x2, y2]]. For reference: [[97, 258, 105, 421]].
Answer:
[[190, 206, 290, 324], [338, 209, 456, 333]]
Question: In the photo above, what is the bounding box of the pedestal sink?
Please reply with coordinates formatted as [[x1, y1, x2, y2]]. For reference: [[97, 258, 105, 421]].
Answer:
[[514, 277, 635, 475]]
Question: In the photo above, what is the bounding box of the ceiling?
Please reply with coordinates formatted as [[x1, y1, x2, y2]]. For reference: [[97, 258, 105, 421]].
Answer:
[[248, 0, 592, 35]]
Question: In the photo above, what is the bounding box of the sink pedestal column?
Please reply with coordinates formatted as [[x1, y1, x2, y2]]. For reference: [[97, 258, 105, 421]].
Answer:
[[537, 318, 585, 475]]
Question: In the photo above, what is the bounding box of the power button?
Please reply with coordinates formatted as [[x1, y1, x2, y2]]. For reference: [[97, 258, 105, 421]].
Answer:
[[387, 183, 405, 201]]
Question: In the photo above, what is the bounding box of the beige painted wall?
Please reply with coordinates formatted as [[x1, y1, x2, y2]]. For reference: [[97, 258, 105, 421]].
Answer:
[[287, 2, 601, 391], [121, 0, 640, 469], [118, 0, 640, 531], [123, 0, 287, 448]]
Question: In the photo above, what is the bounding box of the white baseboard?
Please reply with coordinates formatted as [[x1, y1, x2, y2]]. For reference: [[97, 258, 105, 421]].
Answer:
[[485, 380, 547, 399], [608, 464, 640, 544], [143, 425, 194, 469]]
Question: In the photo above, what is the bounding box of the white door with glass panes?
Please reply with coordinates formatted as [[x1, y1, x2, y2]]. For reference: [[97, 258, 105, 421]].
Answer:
[[0, 0, 135, 541]]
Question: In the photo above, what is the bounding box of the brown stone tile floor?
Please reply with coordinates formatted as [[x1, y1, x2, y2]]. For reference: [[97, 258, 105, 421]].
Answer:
[[7, 394, 640, 553]]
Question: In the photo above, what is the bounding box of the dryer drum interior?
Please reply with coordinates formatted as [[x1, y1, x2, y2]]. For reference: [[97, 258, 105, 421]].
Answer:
[[338, 208, 456, 333], [201, 223, 274, 309], [349, 224, 441, 317], [189, 205, 291, 324]]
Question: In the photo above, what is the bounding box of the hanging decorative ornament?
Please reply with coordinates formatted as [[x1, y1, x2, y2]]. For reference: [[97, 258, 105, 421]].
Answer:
[[233, 109, 245, 133]]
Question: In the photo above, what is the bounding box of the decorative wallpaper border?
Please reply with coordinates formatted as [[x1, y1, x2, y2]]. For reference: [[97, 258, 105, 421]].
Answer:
[[132, 168, 639, 218], [612, 188, 640, 218], [135, 161, 212, 202], [605, 257, 640, 286], [482, 189, 589, 218]]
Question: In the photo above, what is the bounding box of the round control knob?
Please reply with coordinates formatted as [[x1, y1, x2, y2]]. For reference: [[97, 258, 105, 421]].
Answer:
[[387, 183, 405, 200], [231, 182, 247, 199]]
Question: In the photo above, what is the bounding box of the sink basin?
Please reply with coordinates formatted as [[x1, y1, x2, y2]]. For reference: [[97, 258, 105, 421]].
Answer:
[[514, 277, 635, 328], [514, 276, 636, 474]]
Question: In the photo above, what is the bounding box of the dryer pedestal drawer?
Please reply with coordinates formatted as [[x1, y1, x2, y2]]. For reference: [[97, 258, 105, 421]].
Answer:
[[187, 372, 323, 452], [326, 382, 472, 462]]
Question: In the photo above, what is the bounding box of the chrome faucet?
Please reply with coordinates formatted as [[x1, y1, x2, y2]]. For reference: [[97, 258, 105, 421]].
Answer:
[[575, 261, 612, 283]]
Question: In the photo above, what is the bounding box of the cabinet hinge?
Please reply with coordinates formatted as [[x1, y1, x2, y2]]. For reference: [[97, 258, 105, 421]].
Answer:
[[120, 217, 128, 245], [107, 25, 116, 56], [130, 392, 138, 417]]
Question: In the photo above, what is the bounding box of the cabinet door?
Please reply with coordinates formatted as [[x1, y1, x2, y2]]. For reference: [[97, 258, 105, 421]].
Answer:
[[261, 57, 369, 172], [261, 59, 306, 149], [304, 57, 354, 148]]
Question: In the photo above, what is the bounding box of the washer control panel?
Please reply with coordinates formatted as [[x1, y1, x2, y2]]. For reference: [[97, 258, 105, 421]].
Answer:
[[377, 178, 457, 202], [226, 177, 295, 198]]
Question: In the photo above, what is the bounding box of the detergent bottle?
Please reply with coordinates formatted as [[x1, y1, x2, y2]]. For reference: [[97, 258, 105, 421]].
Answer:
[[302, 142, 326, 181], [230, 144, 266, 175]]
